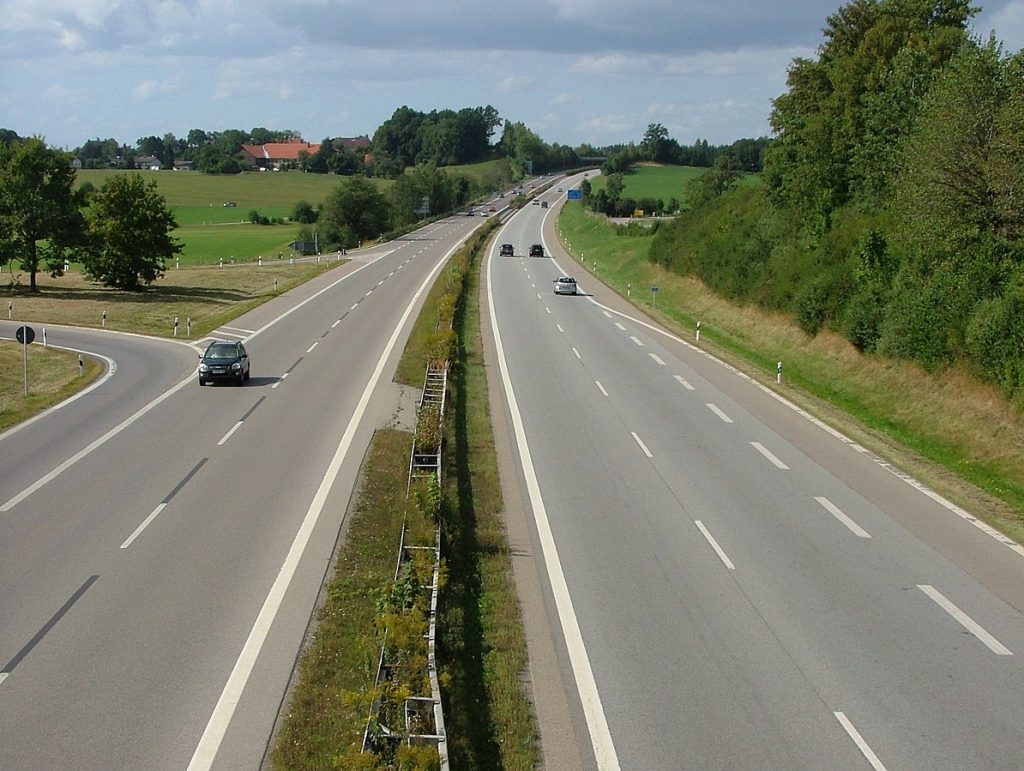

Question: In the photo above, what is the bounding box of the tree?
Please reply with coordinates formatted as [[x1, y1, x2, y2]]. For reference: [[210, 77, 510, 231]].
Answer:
[[0, 138, 84, 291], [319, 177, 390, 249], [82, 174, 181, 290]]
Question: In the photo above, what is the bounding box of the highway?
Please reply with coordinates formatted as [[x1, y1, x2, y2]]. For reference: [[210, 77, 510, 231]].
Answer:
[[485, 176, 1024, 769], [0, 213, 488, 769]]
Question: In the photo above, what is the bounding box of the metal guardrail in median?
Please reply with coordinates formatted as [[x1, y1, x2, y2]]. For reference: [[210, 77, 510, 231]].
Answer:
[[361, 523, 448, 768]]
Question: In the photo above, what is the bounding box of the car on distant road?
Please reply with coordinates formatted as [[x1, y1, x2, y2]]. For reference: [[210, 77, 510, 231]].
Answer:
[[532, 200, 540, 205], [198, 340, 250, 386], [499, 243, 514, 256], [529, 244, 545, 258], [553, 276, 578, 295]]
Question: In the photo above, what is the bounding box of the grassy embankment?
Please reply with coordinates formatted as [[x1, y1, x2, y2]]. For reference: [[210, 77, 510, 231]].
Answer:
[[272, 220, 537, 769], [558, 174, 1024, 545]]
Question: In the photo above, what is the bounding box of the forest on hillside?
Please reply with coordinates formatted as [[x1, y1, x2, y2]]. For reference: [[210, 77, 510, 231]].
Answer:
[[651, 0, 1024, 404]]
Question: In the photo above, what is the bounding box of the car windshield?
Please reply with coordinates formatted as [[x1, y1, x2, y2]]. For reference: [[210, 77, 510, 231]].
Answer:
[[205, 344, 237, 360]]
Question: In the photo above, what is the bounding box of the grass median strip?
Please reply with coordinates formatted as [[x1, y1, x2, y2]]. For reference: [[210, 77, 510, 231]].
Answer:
[[273, 224, 538, 769]]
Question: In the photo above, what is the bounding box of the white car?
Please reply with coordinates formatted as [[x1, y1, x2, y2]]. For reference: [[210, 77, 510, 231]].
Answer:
[[553, 276, 577, 295]]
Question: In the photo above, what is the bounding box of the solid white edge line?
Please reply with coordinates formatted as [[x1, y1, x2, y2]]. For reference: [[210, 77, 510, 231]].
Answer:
[[631, 431, 653, 458], [486, 241, 621, 770], [649, 353, 666, 366], [835, 712, 888, 771], [815, 496, 871, 538], [187, 235, 468, 770], [695, 520, 736, 570], [120, 502, 167, 549], [917, 584, 1012, 655], [583, 295, 1024, 560], [751, 441, 789, 470], [596, 381, 609, 397], [705, 403, 734, 424], [218, 422, 243, 447]]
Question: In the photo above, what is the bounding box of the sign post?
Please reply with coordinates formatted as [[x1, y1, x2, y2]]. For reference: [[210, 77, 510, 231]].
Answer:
[[650, 286, 659, 308], [16, 325, 35, 396]]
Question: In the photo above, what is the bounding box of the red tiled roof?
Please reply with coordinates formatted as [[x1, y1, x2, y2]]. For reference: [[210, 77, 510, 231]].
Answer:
[[241, 141, 320, 161]]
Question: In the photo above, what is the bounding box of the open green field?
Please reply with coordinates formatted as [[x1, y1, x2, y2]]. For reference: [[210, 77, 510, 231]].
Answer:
[[588, 163, 760, 204], [75, 170, 393, 265], [588, 163, 706, 200], [557, 199, 1024, 546]]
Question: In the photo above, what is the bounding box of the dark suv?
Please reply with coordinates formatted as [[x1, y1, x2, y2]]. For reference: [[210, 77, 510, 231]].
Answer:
[[499, 243, 514, 256], [198, 340, 250, 386], [529, 244, 544, 258]]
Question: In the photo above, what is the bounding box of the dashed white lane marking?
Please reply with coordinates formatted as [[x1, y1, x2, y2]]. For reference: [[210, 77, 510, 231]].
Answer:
[[631, 431, 653, 458], [674, 375, 695, 391], [602, 310, 612, 318], [271, 373, 289, 390], [649, 353, 666, 366], [614, 322, 627, 331], [306, 342, 318, 353], [706, 403, 734, 423], [917, 585, 1012, 655], [596, 381, 609, 397], [815, 497, 871, 538], [546, 307, 551, 314], [537, 293, 542, 300], [752, 441, 789, 470], [365, 290, 373, 297], [120, 503, 167, 550], [695, 520, 735, 570], [629, 336, 644, 347], [332, 319, 341, 328], [350, 303, 358, 311], [835, 712, 888, 771], [572, 347, 581, 360], [218, 422, 243, 446], [377, 279, 384, 286], [557, 324, 565, 333], [531, 283, 536, 288]]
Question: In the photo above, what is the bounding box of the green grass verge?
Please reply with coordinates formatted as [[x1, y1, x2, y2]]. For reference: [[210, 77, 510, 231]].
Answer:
[[273, 222, 537, 769], [0, 342, 103, 432], [557, 200, 1024, 545]]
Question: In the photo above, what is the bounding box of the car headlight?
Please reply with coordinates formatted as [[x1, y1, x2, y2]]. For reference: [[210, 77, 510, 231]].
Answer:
[[231, 362, 241, 370], [199, 363, 209, 372]]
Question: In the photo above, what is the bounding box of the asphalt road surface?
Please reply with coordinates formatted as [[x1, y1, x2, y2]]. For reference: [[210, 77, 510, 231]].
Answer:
[[0, 213, 489, 769], [485, 177, 1024, 770]]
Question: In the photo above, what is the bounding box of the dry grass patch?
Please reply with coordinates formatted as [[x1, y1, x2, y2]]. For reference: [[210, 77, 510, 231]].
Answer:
[[3, 260, 337, 338], [0, 342, 103, 431]]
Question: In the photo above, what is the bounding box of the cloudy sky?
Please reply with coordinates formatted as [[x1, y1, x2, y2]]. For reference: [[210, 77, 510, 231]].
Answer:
[[2, 0, 1022, 151]]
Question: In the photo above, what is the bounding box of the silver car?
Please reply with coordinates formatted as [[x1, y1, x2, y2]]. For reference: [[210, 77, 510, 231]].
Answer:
[[553, 276, 577, 295]]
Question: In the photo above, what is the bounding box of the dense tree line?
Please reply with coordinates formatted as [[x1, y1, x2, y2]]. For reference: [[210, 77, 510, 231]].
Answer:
[[650, 0, 1024, 403], [370, 106, 503, 175]]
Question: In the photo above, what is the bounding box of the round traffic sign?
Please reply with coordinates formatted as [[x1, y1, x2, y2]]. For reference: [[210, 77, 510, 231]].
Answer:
[[15, 325, 35, 345]]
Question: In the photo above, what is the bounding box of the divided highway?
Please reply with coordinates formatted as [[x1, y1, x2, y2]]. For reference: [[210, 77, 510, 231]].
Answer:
[[0, 213, 488, 769], [486, 178, 1024, 769]]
